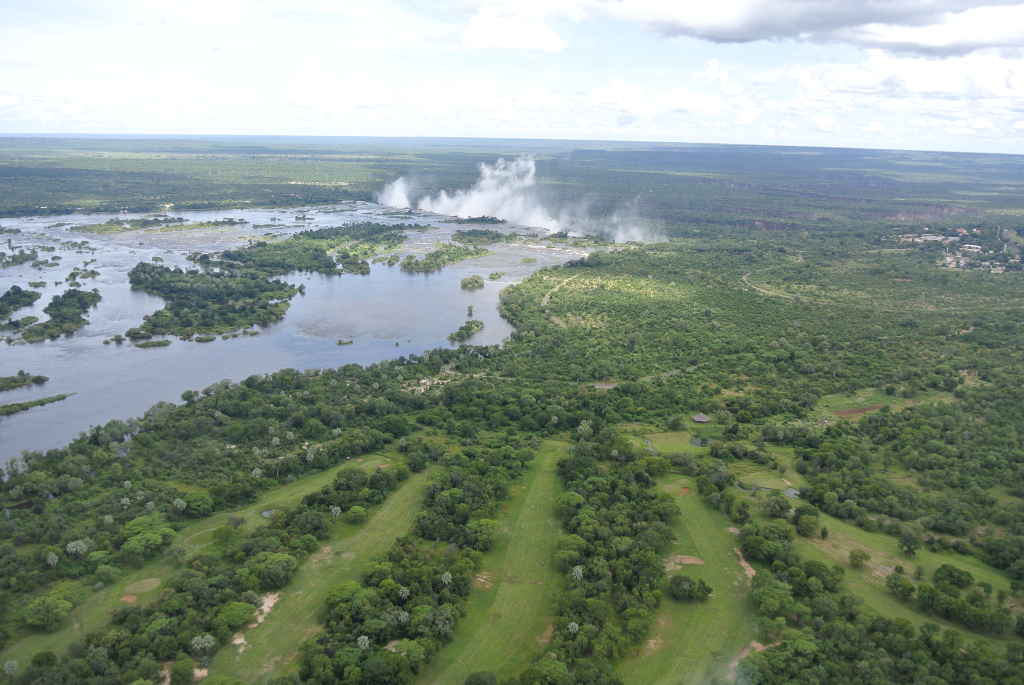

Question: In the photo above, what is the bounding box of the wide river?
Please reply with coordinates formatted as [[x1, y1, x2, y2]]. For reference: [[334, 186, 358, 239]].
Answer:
[[0, 203, 583, 460]]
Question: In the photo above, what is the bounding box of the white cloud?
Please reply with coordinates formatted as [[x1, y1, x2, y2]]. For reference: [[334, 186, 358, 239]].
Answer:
[[459, 1, 1024, 56], [462, 5, 567, 52], [814, 114, 837, 132]]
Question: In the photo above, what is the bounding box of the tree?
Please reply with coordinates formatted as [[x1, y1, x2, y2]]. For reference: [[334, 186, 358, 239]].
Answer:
[[849, 549, 871, 569], [190, 634, 217, 659], [668, 574, 713, 601], [23, 595, 72, 632], [344, 505, 368, 524], [898, 531, 921, 557]]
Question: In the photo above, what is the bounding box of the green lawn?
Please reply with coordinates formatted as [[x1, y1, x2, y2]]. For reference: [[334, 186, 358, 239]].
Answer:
[[416, 439, 567, 684], [617, 475, 756, 685], [0, 452, 396, 666], [210, 467, 432, 683]]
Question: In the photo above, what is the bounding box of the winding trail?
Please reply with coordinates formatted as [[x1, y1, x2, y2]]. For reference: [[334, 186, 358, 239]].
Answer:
[[541, 274, 579, 307]]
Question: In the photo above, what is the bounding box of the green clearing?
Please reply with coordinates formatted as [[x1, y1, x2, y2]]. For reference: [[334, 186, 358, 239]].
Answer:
[[792, 511, 1016, 646], [210, 467, 432, 683], [0, 452, 397, 666], [813, 387, 955, 419], [416, 439, 566, 684], [617, 475, 756, 685]]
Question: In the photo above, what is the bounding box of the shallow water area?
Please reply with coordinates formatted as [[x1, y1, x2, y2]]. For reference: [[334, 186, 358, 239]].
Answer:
[[0, 203, 583, 459]]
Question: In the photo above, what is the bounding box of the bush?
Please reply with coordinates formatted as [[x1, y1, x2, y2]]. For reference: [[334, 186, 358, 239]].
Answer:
[[668, 574, 713, 601], [344, 505, 368, 524], [849, 549, 871, 569]]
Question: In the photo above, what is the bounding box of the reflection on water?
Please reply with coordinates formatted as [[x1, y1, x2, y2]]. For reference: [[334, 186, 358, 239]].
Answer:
[[0, 203, 583, 460]]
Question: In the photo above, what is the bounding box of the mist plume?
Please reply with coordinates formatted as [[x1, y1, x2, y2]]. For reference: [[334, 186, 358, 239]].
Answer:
[[377, 155, 660, 242]]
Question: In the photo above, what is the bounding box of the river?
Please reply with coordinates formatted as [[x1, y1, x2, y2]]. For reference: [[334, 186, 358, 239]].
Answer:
[[0, 203, 583, 460]]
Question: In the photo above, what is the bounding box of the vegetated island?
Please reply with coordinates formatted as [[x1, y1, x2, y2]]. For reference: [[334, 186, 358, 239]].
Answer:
[[125, 223, 425, 339], [452, 228, 514, 244], [460, 275, 485, 291], [75, 216, 248, 234], [1, 249, 38, 269], [0, 392, 71, 417], [488, 271, 505, 280], [448, 318, 484, 343], [453, 215, 506, 224], [0, 370, 49, 392], [0, 285, 42, 321], [9, 288, 102, 343], [401, 243, 488, 274]]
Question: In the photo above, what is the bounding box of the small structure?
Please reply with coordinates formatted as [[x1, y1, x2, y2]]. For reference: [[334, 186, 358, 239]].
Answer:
[[783, 488, 800, 499], [692, 413, 711, 424]]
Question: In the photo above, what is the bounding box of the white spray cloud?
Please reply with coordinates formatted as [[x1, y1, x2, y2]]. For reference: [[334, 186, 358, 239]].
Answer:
[[379, 156, 558, 230], [377, 155, 661, 242], [376, 176, 412, 208]]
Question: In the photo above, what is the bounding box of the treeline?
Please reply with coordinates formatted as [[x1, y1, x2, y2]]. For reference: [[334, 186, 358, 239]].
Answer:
[[740, 523, 1024, 684], [10, 462, 410, 683], [299, 434, 537, 684], [510, 424, 679, 684]]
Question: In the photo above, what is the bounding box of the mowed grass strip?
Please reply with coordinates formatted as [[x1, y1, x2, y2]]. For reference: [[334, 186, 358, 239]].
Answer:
[[416, 439, 566, 684], [0, 452, 395, 666], [618, 475, 756, 685], [210, 467, 432, 683]]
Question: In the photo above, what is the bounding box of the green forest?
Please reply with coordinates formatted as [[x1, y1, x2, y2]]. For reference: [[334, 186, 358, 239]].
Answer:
[[2, 137, 1024, 685]]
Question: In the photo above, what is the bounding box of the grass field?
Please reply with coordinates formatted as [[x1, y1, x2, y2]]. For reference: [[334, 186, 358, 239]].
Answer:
[[617, 475, 756, 685], [792, 511, 1017, 646], [0, 451, 397, 666], [416, 439, 567, 684], [210, 467, 432, 682], [814, 387, 955, 419]]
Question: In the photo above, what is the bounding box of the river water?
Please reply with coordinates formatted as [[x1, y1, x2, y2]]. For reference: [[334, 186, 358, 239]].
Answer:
[[0, 203, 583, 460]]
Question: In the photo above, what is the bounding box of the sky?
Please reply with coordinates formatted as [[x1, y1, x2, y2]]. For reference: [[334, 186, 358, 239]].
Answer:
[[2, 0, 1024, 153]]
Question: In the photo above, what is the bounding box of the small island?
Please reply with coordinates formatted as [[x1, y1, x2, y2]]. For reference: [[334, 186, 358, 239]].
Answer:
[[448, 319, 484, 344], [0, 393, 72, 417], [0, 370, 49, 392], [460, 275, 485, 291]]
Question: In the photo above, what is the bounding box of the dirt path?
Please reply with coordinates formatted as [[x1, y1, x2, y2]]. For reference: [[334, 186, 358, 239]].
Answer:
[[541, 274, 579, 307], [741, 272, 794, 300]]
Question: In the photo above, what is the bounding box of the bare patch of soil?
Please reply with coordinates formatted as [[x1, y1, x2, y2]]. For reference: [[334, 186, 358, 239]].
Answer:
[[665, 555, 705, 571], [193, 667, 208, 681], [232, 632, 249, 653], [727, 527, 741, 535], [537, 623, 554, 645], [834, 404, 885, 417], [247, 592, 280, 628], [680, 487, 690, 495], [644, 635, 665, 654], [728, 641, 776, 681], [734, 548, 756, 582], [473, 572, 494, 589], [123, 577, 161, 594], [310, 545, 332, 566], [120, 594, 137, 604]]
